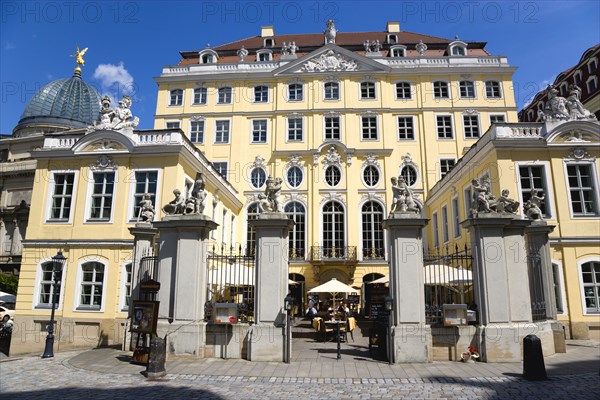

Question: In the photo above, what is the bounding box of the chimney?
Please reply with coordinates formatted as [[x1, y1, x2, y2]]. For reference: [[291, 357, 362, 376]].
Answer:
[[261, 26, 274, 37], [386, 22, 400, 33]]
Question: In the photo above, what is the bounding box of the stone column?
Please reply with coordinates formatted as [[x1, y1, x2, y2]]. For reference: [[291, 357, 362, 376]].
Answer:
[[247, 213, 294, 362], [526, 221, 561, 355], [382, 214, 430, 363], [462, 215, 534, 362], [152, 214, 218, 358], [128, 223, 158, 307]]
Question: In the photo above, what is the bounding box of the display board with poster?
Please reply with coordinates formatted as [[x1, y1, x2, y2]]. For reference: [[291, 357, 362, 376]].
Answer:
[[130, 300, 159, 334]]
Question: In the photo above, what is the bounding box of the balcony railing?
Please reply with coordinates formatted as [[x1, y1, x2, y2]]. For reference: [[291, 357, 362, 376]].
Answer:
[[288, 248, 305, 261], [309, 246, 357, 263], [362, 248, 385, 260]]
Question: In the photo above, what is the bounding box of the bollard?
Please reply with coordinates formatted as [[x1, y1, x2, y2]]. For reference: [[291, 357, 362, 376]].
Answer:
[[523, 334, 547, 380], [146, 337, 167, 379]]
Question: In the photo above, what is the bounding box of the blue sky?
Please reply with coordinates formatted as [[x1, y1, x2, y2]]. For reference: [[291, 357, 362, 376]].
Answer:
[[1, 0, 599, 134]]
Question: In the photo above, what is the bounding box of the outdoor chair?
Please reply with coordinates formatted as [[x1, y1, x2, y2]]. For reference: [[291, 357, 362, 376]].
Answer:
[[319, 319, 335, 342], [345, 317, 356, 342]]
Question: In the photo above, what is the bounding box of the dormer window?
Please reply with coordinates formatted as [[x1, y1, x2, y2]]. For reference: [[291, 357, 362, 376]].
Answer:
[[264, 38, 274, 48], [447, 40, 467, 56], [560, 82, 569, 96], [199, 49, 218, 64], [387, 34, 398, 44], [390, 45, 406, 58], [256, 49, 273, 62], [573, 70, 583, 84], [588, 57, 597, 73]]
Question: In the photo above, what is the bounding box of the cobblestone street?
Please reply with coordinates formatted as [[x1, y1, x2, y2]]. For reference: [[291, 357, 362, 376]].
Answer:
[[1, 340, 599, 400]]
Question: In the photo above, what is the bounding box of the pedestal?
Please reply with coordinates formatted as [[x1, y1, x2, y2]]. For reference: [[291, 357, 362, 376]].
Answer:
[[153, 214, 218, 358], [247, 213, 294, 361], [382, 214, 430, 363]]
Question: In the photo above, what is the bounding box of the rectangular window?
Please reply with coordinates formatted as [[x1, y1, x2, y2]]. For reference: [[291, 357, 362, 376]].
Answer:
[[581, 261, 600, 313], [440, 159, 456, 178], [441, 205, 449, 243], [169, 89, 183, 106], [459, 81, 475, 98], [221, 209, 227, 244], [324, 82, 339, 100], [132, 171, 158, 221], [122, 263, 132, 311], [254, 85, 268, 103], [433, 81, 449, 99], [37, 263, 61, 307], [436, 115, 453, 139], [213, 161, 228, 179], [552, 263, 564, 314], [452, 197, 461, 238], [432, 212, 439, 247], [567, 164, 599, 216], [166, 121, 180, 129], [518, 165, 551, 218], [215, 120, 230, 143], [193, 87, 207, 105], [89, 172, 114, 220], [324, 116, 341, 140], [288, 83, 303, 101], [485, 81, 502, 98], [251, 119, 268, 143], [463, 115, 480, 138], [361, 116, 378, 140], [464, 186, 473, 218], [79, 262, 104, 309], [395, 82, 412, 99], [397, 116, 414, 140], [190, 121, 204, 144], [50, 173, 75, 220], [218, 87, 232, 104], [360, 82, 376, 99], [287, 117, 303, 141], [490, 114, 506, 124]]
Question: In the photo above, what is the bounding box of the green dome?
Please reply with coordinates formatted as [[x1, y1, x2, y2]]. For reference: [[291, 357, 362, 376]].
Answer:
[[14, 70, 102, 135]]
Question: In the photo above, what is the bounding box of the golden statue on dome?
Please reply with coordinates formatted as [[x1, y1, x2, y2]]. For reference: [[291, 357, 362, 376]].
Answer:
[[70, 45, 88, 73]]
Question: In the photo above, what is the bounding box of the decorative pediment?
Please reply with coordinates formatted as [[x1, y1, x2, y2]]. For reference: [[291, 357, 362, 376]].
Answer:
[[284, 192, 308, 204], [565, 148, 595, 160], [287, 154, 303, 168], [90, 155, 118, 171], [252, 155, 266, 168], [362, 153, 380, 168], [272, 44, 390, 76], [84, 139, 127, 151], [72, 130, 135, 154], [320, 192, 346, 206], [321, 146, 343, 167]]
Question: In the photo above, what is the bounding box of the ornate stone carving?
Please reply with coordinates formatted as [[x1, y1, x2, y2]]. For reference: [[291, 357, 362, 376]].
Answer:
[[416, 40, 428, 56], [469, 178, 519, 217], [566, 148, 594, 160], [360, 192, 384, 204], [237, 46, 248, 61], [88, 95, 139, 133], [524, 189, 545, 221], [538, 84, 597, 122], [288, 154, 302, 168], [322, 146, 343, 167], [90, 155, 117, 170], [87, 139, 125, 151], [191, 114, 205, 122], [163, 189, 185, 215], [390, 176, 420, 215], [401, 152, 413, 164], [324, 19, 337, 44], [566, 85, 597, 120], [259, 175, 283, 213], [320, 192, 346, 206], [302, 50, 358, 72], [252, 155, 266, 168], [137, 193, 155, 222], [362, 153, 379, 168], [363, 40, 381, 53]]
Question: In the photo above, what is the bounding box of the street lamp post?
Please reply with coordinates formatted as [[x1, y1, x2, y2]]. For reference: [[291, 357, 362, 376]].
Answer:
[[41, 251, 66, 359], [284, 293, 294, 364], [384, 295, 394, 365]]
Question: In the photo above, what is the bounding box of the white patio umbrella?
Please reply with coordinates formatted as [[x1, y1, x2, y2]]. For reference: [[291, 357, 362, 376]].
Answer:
[[308, 278, 357, 308], [0, 291, 16, 303], [367, 267, 473, 286]]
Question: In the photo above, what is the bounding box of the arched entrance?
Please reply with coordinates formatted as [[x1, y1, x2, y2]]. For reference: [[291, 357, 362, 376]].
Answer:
[[363, 273, 387, 319], [289, 273, 305, 318]]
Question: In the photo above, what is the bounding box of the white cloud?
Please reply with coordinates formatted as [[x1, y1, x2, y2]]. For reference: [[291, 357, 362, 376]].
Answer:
[[93, 62, 135, 101]]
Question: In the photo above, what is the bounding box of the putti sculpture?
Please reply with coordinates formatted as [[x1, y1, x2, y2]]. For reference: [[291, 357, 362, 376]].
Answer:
[[524, 189, 545, 221], [259, 175, 283, 213], [389, 176, 421, 215], [469, 178, 519, 217], [162, 173, 207, 216]]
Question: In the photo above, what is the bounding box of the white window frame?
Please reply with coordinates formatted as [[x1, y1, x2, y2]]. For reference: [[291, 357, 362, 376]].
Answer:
[[285, 165, 304, 189], [323, 80, 341, 101], [435, 114, 454, 139], [286, 116, 304, 142], [253, 85, 269, 103], [399, 164, 419, 187], [45, 170, 79, 223], [250, 119, 268, 144], [249, 167, 268, 189], [217, 86, 233, 104], [359, 199, 387, 261], [390, 45, 406, 57], [192, 87, 208, 105], [165, 120, 181, 130], [74, 259, 108, 312], [587, 57, 598, 74], [323, 115, 341, 141], [256, 49, 273, 61], [459, 80, 476, 99], [432, 80, 451, 100], [169, 88, 184, 106], [127, 168, 161, 222], [485, 80, 503, 99], [441, 204, 449, 244], [450, 44, 466, 56], [552, 260, 568, 316], [586, 76, 598, 95], [439, 158, 456, 179], [214, 119, 231, 144], [394, 81, 413, 100], [432, 211, 439, 247], [359, 81, 377, 100], [563, 161, 600, 218], [489, 113, 506, 125], [119, 261, 133, 312], [361, 164, 381, 188], [212, 161, 229, 179], [573, 70, 583, 85], [319, 200, 348, 252], [33, 258, 67, 310], [199, 49, 218, 64], [515, 161, 555, 219], [577, 258, 600, 315], [287, 83, 304, 102], [190, 119, 205, 144], [285, 200, 308, 261], [84, 169, 118, 223], [451, 196, 461, 239], [463, 113, 481, 139], [396, 115, 416, 140], [360, 114, 379, 141], [324, 165, 343, 188]]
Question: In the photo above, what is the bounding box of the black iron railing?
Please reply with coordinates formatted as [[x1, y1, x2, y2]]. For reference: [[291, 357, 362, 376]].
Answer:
[[309, 246, 357, 262], [362, 247, 385, 260], [138, 255, 159, 283], [288, 247, 305, 261], [527, 246, 547, 321]]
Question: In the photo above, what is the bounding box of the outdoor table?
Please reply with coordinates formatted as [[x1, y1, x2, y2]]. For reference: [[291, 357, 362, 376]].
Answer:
[[324, 320, 346, 359]]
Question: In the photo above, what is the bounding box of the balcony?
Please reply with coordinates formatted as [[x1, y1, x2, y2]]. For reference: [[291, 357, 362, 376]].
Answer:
[[309, 246, 357, 264]]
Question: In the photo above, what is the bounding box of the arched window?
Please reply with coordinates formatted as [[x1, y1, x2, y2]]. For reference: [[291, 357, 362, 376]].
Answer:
[[285, 202, 305, 259], [362, 201, 384, 259], [246, 203, 260, 256], [322, 201, 345, 257], [78, 261, 105, 310], [250, 168, 266, 189], [581, 261, 600, 314]]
